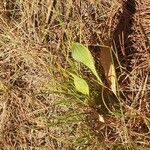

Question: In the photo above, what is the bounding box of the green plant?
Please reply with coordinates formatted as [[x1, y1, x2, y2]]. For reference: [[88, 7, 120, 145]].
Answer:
[[70, 42, 103, 95]]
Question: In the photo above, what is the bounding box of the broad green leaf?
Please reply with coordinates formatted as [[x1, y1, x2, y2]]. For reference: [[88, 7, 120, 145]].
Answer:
[[69, 73, 89, 95], [71, 42, 103, 84]]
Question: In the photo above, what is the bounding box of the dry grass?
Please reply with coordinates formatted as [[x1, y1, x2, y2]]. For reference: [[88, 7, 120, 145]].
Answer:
[[0, 0, 149, 150]]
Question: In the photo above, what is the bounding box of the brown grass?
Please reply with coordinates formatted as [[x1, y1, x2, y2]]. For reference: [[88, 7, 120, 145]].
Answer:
[[0, 0, 150, 149]]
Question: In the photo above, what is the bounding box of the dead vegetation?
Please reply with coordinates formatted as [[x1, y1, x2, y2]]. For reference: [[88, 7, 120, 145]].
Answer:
[[0, 0, 150, 149]]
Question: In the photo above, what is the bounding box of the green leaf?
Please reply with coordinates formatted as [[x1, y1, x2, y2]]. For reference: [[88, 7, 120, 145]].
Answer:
[[69, 73, 89, 95], [71, 42, 103, 84]]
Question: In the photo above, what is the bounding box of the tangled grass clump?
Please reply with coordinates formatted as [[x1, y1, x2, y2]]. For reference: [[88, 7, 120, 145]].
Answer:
[[0, 0, 150, 149]]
